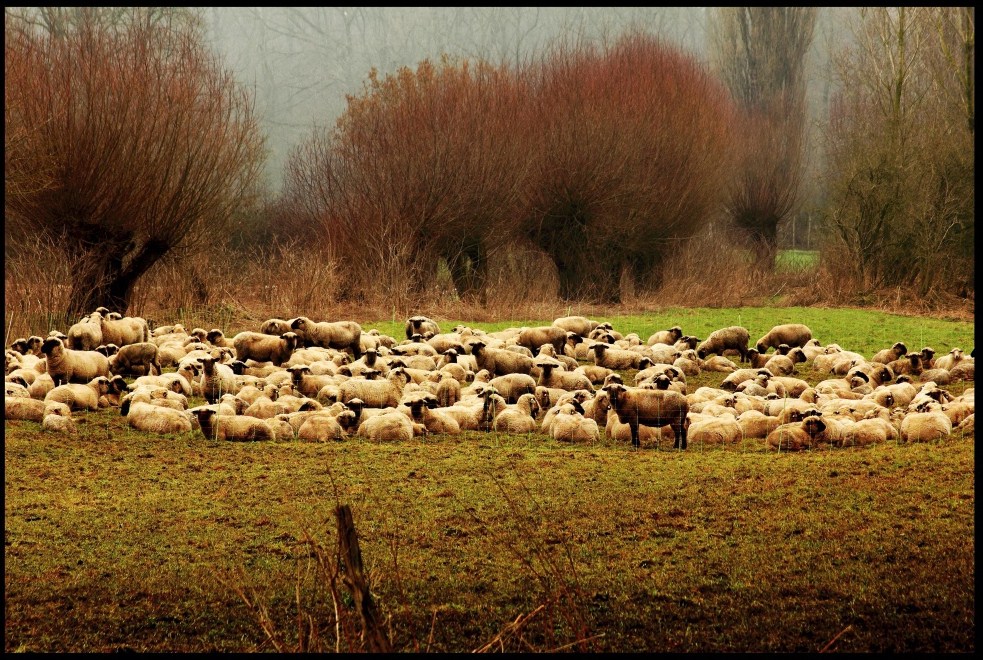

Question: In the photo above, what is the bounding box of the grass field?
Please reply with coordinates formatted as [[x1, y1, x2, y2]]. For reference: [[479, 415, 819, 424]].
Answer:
[[4, 308, 975, 652]]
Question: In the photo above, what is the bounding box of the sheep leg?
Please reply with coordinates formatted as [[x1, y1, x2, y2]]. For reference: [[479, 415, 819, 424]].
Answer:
[[629, 422, 640, 450]]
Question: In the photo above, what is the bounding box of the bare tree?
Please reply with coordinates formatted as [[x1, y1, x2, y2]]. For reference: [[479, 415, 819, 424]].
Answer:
[[708, 7, 817, 269], [5, 8, 264, 317]]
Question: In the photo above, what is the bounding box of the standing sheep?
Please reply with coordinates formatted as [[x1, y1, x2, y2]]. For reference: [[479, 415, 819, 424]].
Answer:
[[41, 337, 110, 386], [552, 316, 603, 338], [108, 342, 162, 377], [291, 317, 362, 358], [232, 331, 299, 367], [696, 326, 751, 363], [516, 326, 568, 356], [603, 382, 689, 450], [754, 324, 813, 353]]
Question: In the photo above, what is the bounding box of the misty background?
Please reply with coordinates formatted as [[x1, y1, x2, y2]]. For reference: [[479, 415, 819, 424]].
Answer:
[[204, 7, 837, 195]]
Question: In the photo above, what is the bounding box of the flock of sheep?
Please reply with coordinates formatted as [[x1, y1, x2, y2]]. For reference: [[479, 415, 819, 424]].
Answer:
[[4, 308, 976, 451]]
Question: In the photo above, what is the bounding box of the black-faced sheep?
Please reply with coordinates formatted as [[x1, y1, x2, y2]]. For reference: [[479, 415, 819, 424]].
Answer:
[[646, 326, 683, 347], [871, 342, 908, 364], [41, 337, 111, 386], [405, 316, 440, 340], [44, 376, 113, 412], [537, 359, 594, 393], [696, 326, 751, 363], [339, 367, 411, 409], [754, 323, 813, 353], [603, 382, 689, 450], [194, 408, 275, 442], [291, 317, 362, 358], [232, 331, 299, 367], [591, 343, 653, 371], [470, 340, 536, 377]]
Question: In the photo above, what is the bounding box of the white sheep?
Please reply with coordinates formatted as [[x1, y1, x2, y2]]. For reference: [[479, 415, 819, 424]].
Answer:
[[646, 326, 683, 347], [469, 340, 536, 377], [125, 400, 194, 435], [686, 414, 743, 445], [232, 331, 299, 367], [108, 342, 162, 377], [492, 393, 541, 433], [591, 343, 653, 371], [735, 409, 781, 439], [291, 317, 363, 358], [696, 326, 751, 363], [44, 376, 113, 412], [67, 313, 104, 351], [552, 316, 603, 337], [356, 409, 425, 442], [40, 337, 110, 386], [405, 315, 440, 340], [339, 367, 411, 409], [871, 341, 908, 364], [42, 405, 77, 434], [297, 411, 353, 442], [194, 408, 275, 441], [98, 312, 150, 347], [402, 391, 461, 435], [900, 404, 952, 443], [549, 402, 600, 443], [536, 359, 594, 393], [754, 323, 813, 354]]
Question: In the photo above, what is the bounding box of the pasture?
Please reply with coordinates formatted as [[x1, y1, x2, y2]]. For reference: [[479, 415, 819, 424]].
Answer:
[[4, 307, 975, 652]]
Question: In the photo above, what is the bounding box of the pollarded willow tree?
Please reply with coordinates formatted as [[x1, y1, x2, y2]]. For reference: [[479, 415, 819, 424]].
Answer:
[[708, 7, 817, 270], [4, 8, 265, 317], [521, 32, 738, 301]]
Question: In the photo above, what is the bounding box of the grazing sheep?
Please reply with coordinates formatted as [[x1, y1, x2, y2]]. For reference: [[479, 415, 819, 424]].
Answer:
[[108, 342, 162, 377], [871, 342, 908, 364], [552, 316, 603, 337], [356, 409, 425, 442], [232, 331, 299, 367], [603, 382, 689, 450], [405, 316, 440, 340], [696, 326, 751, 363], [754, 323, 813, 353], [124, 400, 194, 435], [492, 393, 541, 433], [291, 317, 362, 358], [44, 376, 112, 412], [194, 408, 275, 442], [41, 337, 110, 386]]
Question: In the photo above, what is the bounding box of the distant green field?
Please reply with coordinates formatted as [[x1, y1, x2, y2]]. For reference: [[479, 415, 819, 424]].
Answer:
[[776, 249, 819, 270]]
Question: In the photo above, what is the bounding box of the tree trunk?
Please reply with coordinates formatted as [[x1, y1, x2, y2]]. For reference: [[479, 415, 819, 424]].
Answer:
[[447, 241, 488, 304], [66, 238, 171, 317]]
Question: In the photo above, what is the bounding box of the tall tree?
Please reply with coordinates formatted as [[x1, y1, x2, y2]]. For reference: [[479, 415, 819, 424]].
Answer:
[[708, 7, 817, 269], [5, 8, 265, 316]]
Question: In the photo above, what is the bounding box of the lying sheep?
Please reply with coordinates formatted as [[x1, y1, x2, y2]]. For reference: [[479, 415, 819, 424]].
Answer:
[[537, 359, 594, 393], [405, 316, 440, 340], [297, 412, 353, 442], [291, 317, 362, 358], [108, 342, 162, 377], [402, 392, 461, 435], [646, 326, 683, 347], [754, 323, 813, 353], [41, 337, 110, 386], [591, 343, 653, 371], [871, 342, 908, 364], [764, 348, 807, 376], [900, 405, 952, 443], [492, 393, 541, 433], [470, 340, 536, 377], [124, 400, 194, 435], [44, 376, 113, 412], [603, 382, 689, 450], [552, 316, 603, 338], [42, 405, 77, 434], [736, 409, 781, 439], [199, 355, 241, 404], [765, 420, 817, 451], [686, 414, 743, 445], [194, 408, 275, 442], [232, 331, 299, 367], [696, 326, 751, 363], [549, 401, 600, 443], [934, 348, 965, 372], [356, 409, 426, 442], [339, 366, 411, 409], [5, 397, 70, 422]]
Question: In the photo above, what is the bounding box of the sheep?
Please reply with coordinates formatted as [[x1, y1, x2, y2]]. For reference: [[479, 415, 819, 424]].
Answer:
[[549, 402, 600, 443], [900, 405, 952, 443], [97, 313, 150, 347], [120, 387, 188, 414], [5, 396, 71, 422], [433, 388, 506, 432], [603, 382, 688, 450], [720, 368, 772, 392], [401, 391, 462, 435], [392, 338, 439, 359], [850, 414, 900, 446], [918, 347, 936, 369], [765, 421, 816, 451], [124, 400, 194, 435], [130, 364, 198, 399], [537, 359, 594, 393], [934, 347, 965, 372], [291, 317, 362, 358], [953, 414, 974, 436], [871, 342, 908, 364], [591, 343, 653, 371], [42, 405, 77, 434], [949, 359, 974, 382], [40, 337, 110, 386], [232, 331, 299, 367], [848, 362, 894, 387], [754, 323, 813, 354], [194, 408, 275, 442], [552, 315, 603, 337], [888, 352, 922, 376], [297, 412, 353, 442], [487, 373, 537, 404], [287, 365, 339, 399], [696, 326, 751, 363], [27, 373, 56, 400], [356, 409, 426, 442], [469, 340, 536, 377], [516, 326, 568, 356], [339, 366, 411, 409], [646, 326, 683, 347], [918, 368, 952, 385], [604, 406, 671, 447], [44, 376, 112, 412], [701, 355, 737, 373], [9, 336, 44, 356], [764, 347, 807, 376], [198, 355, 241, 404], [735, 409, 781, 439], [259, 318, 295, 336], [404, 315, 440, 340], [67, 313, 104, 351], [107, 342, 162, 377], [686, 414, 743, 445], [492, 393, 541, 433]]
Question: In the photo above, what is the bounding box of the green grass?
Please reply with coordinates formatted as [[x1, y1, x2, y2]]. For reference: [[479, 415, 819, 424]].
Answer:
[[776, 249, 819, 271], [4, 308, 975, 652]]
